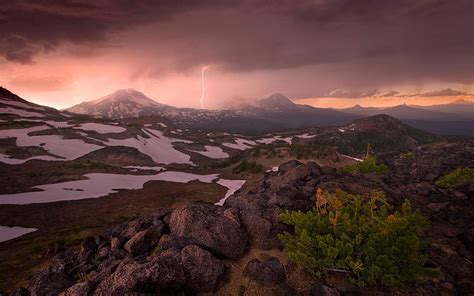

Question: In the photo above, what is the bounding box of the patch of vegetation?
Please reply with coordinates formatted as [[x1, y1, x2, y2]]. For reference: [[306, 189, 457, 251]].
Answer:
[[70, 160, 115, 170], [210, 154, 242, 168], [233, 160, 263, 174], [400, 151, 413, 159], [340, 154, 387, 174], [29, 233, 83, 257], [279, 189, 437, 287], [289, 143, 334, 159], [436, 167, 474, 188]]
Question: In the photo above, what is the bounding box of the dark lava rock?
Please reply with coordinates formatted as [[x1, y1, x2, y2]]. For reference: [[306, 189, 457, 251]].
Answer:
[[59, 281, 90, 296], [28, 253, 79, 296], [226, 161, 320, 249], [180, 245, 227, 292], [243, 257, 286, 287], [123, 222, 164, 257], [169, 201, 249, 259]]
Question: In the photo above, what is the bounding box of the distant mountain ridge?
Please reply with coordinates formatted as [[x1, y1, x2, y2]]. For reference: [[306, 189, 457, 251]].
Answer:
[[67, 89, 362, 133]]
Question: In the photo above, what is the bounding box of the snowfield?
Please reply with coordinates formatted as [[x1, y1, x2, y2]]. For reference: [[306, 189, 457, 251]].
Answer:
[[256, 136, 292, 145], [189, 145, 229, 159], [0, 107, 45, 117], [0, 126, 103, 163], [105, 128, 193, 165], [74, 123, 126, 134], [0, 226, 37, 242], [0, 98, 45, 111], [297, 133, 316, 139], [222, 138, 256, 150], [214, 179, 246, 206], [0, 153, 60, 164], [0, 171, 244, 205]]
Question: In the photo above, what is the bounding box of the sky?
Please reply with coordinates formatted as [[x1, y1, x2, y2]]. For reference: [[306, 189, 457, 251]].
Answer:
[[0, 0, 473, 109]]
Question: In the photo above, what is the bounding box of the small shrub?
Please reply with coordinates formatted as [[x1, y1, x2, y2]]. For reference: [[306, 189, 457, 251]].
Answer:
[[400, 151, 413, 159], [233, 160, 263, 174], [340, 154, 387, 174], [279, 189, 436, 287], [436, 167, 474, 188]]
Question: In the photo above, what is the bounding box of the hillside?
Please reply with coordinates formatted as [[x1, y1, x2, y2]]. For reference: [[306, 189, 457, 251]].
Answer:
[[15, 141, 474, 295], [305, 114, 439, 156]]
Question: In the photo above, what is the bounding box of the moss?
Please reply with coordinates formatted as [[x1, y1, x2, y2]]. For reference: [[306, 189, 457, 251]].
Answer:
[[436, 167, 474, 188], [340, 155, 387, 174]]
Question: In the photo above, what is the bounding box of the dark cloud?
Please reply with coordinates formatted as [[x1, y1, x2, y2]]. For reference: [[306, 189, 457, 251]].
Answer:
[[381, 91, 399, 97], [1, 0, 473, 88], [327, 89, 379, 98], [420, 88, 468, 97]]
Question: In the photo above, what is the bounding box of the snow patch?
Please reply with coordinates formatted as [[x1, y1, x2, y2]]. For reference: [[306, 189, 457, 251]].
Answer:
[[0, 172, 219, 204], [105, 128, 193, 165], [297, 133, 316, 139], [256, 136, 292, 145], [0, 226, 37, 242], [222, 138, 256, 150], [0, 107, 44, 117], [74, 123, 126, 134], [214, 179, 246, 206], [0, 98, 44, 111], [189, 146, 229, 159], [0, 126, 103, 161]]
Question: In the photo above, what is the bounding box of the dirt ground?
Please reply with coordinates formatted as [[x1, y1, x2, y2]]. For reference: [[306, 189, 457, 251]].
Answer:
[[0, 180, 227, 292]]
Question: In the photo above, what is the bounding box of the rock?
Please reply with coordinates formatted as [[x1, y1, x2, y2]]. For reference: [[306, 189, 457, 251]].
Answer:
[[180, 245, 227, 292], [93, 259, 150, 295], [28, 253, 78, 296], [110, 237, 121, 250], [278, 160, 303, 174], [169, 201, 249, 259], [310, 284, 340, 296], [123, 223, 164, 257], [94, 249, 186, 295], [80, 237, 97, 254], [427, 202, 449, 212], [59, 282, 90, 296], [243, 257, 286, 287], [96, 247, 110, 259], [10, 287, 30, 296]]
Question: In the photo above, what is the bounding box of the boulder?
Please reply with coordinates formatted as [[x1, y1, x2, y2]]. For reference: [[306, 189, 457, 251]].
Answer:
[[169, 202, 249, 259], [180, 245, 227, 292], [28, 253, 78, 296], [243, 257, 286, 287], [123, 223, 164, 257], [59, 282, 90, 296]]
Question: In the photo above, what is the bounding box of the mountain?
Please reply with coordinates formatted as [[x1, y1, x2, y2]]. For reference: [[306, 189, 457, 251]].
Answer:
[[67, 90, 361, 134], [221, 93, 362, 129], [312, 114, 438, 155], [0, 87, 63, 118], [341, 103, 474, 136], [342, 103, 460, 120], [67, 88, 172, 119], [412, 99, 474, 117]]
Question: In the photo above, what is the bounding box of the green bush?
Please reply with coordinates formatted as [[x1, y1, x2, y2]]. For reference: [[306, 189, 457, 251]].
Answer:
[[279, 189, 436, 287], [436, 167, 474, 188], [340, 154, 387, 174], [233, 160, 263, 174]]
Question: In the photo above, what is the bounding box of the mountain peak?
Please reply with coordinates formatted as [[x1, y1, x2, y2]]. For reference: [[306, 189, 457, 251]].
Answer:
[[91, 88, 159, 106]]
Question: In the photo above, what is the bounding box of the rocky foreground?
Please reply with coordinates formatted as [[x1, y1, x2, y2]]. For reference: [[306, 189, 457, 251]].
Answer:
[[10, 141, 474, 295]]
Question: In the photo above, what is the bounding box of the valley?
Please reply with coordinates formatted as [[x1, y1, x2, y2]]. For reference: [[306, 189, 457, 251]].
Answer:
[[0, 86, 472, 294]]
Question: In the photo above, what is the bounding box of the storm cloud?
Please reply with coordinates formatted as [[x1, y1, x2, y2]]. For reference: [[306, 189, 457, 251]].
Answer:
[[1, 0, 473, 108]]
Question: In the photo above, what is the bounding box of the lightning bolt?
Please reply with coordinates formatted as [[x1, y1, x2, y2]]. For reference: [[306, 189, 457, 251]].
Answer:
[[200, 66, 210, 109]]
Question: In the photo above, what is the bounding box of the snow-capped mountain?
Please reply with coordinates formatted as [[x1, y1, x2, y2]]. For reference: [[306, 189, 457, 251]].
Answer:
[[67, 89, 171, 119], [66, 90, 361, 133]]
